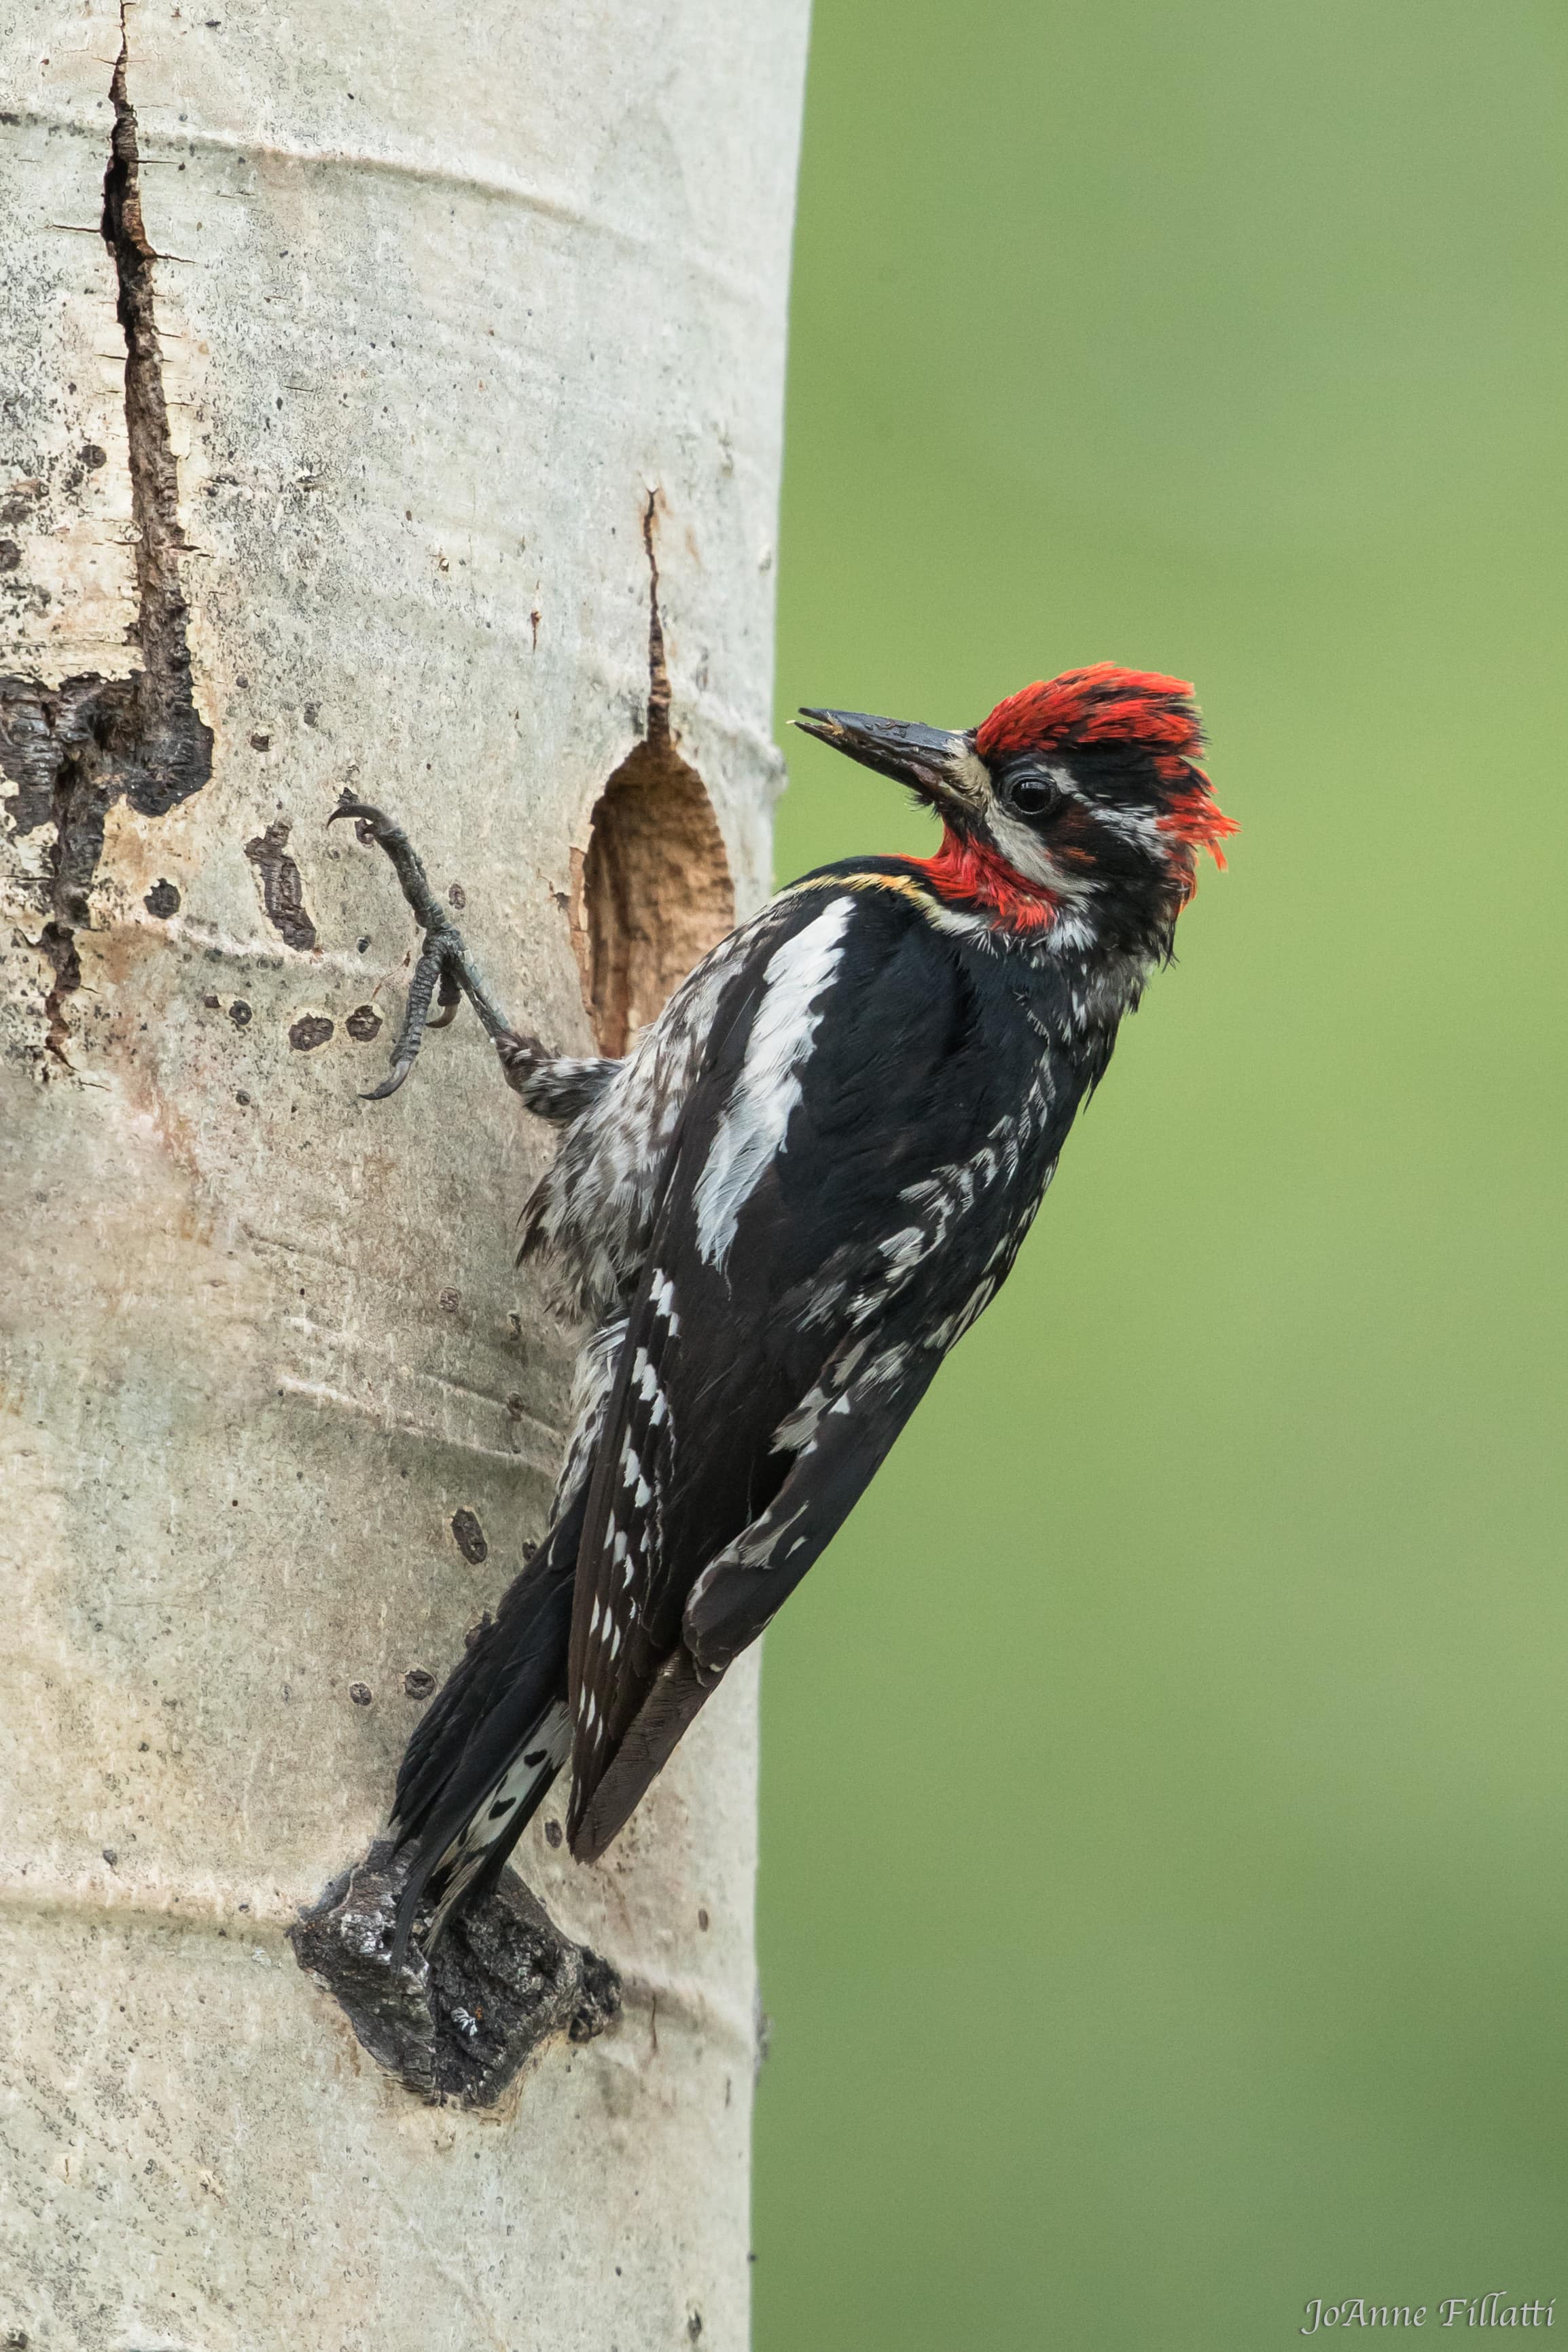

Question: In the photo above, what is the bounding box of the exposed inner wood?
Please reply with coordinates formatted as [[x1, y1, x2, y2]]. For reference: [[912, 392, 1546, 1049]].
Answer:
[[575, 737, 735, 1055]]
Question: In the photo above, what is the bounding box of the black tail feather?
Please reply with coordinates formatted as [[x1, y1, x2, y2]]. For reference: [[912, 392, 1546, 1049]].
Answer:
[[389, 1501, 582, 1958]]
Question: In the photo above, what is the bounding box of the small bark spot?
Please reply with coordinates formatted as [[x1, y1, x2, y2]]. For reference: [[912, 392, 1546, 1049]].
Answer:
[[143, 878, 179, 916], [228, 999, 252, 1029], [289, 1014, 334, 1051], [344, 1001, 382, 1042], [403, 1667, 436, 1700], [349, 1682, 373, 1708], [544, 1819, 563, 1849], [450, 1508, 488, 1565]]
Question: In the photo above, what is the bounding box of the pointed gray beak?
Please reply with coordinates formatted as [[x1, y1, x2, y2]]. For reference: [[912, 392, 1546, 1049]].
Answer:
[[795, 707, 984, 822]]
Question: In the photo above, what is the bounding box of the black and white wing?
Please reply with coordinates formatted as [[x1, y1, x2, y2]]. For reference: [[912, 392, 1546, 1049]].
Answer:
[[562, 877, 1067, 1859]]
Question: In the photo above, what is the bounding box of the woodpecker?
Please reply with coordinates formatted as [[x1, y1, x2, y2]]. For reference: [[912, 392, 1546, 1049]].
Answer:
[[384, 663, 1235, 1953]]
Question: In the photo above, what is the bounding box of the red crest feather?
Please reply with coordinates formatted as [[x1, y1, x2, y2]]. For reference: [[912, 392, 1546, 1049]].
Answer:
[[976, 663, 1203, 762]]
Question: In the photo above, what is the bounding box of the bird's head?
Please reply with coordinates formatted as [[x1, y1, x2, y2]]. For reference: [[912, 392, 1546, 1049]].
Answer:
[[797, 664, 1236, 952]]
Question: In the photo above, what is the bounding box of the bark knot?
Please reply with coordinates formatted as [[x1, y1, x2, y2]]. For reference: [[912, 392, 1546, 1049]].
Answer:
[[289, 1840, 622, 2107]]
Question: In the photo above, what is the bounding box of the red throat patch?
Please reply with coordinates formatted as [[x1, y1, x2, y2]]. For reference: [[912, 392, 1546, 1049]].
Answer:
[[911, 827, 1059, 934]]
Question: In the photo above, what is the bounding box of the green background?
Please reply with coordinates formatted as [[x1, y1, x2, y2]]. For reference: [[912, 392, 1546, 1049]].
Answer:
[[755, 3, 1568, 2345]]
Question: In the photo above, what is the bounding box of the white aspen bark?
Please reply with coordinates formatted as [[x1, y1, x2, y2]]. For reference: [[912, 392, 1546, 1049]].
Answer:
[[0, 2, 807, 2344]]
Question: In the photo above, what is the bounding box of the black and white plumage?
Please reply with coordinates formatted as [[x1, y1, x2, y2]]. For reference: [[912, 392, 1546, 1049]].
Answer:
[[389, 665, 1235, 1950]]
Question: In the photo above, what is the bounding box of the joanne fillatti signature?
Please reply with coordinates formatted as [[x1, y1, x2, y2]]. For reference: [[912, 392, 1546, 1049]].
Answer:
[[1302, 2297, 1556, 2332]]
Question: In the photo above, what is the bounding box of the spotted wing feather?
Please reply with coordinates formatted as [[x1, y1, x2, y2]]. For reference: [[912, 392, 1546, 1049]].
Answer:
[[564, 883, 1074, 1859]]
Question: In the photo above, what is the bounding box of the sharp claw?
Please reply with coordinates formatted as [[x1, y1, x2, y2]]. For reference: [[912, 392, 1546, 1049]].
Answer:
[[361, 1063, 414, 1101], [327, 790, 388, 833], [428, 967, 462, 1029]]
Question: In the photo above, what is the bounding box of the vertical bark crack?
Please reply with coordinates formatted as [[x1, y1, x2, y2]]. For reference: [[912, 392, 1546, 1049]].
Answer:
[[102, 17, 209, 808], [642, 486, 671, 749], [0, 6, 213, 1066]]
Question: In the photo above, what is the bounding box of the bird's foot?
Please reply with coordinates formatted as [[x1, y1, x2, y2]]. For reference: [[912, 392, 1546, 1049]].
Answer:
[[327, 791, 514, 1099]]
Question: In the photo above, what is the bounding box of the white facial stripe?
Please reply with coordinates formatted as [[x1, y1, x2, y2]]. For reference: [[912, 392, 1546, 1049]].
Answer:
[[982, 803, 1099, 904], [1081, 800, 1165, 847], [694, 896, 854, 1270], [981, 804, 1061, 889]]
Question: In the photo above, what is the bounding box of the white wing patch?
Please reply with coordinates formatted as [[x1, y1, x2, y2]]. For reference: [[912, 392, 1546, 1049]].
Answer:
[[694, 896, 853, 1272]]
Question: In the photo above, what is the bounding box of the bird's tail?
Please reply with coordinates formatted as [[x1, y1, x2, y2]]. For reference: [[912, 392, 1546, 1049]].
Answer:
[[389, 1505, 581, 1963]]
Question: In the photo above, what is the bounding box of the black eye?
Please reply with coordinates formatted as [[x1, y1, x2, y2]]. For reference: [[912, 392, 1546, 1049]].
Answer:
[[1008, 771, 1061, 820]]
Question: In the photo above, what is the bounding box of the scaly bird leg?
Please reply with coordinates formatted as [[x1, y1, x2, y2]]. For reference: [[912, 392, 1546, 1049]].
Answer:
[[329, 791, 619, 1118], [329, 790, 527, 1100]]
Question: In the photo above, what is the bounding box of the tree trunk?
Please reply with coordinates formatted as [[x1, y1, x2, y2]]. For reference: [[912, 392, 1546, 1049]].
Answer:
[[0, 1, 806, 2342]]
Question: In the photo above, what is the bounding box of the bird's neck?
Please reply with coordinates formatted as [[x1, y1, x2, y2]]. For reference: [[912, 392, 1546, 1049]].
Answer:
[[912, 827, 1183, 978], [908, 826, 1061, 938]]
